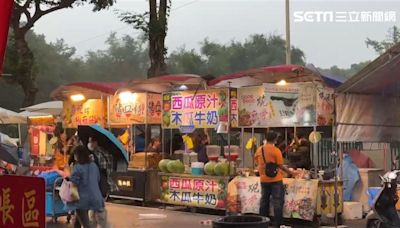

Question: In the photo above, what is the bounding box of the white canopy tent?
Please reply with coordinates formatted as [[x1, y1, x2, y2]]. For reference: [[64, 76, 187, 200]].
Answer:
[[21, 101, 63, 116], [0, 107, 26, 124], [335, 43, 400, 142]]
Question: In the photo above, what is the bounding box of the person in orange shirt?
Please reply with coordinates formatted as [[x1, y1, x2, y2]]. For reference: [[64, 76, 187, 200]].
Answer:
[[255, 131, 294, 228]]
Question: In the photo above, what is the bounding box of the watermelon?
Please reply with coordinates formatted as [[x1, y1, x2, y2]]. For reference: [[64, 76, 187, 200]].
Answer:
[[167, 160, 185, 173], [214, 162, 229, 176], [204, 161, 216, 175], [159, 159, 171, 172]]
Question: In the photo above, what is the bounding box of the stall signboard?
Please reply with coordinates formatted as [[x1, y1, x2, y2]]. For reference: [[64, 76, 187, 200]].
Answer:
[[160, 174, 228, 209], [147, 93, 162, 124], [63, 99, 105, 128], [227, 177, 318, 221], [230, 88, 239, 128], [28, 116, 54, 126], [162, 89, 230, 129], [0, 175, 45, 228], [109, 93, 146, 125], [316, 86, 335, 126], [237, 83, 316, 127], [109, 93, 162, 125]]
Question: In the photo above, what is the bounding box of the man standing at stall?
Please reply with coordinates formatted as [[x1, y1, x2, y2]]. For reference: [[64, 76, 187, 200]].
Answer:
[[88, 136, 115, 228], [255, 131, 294, 228]]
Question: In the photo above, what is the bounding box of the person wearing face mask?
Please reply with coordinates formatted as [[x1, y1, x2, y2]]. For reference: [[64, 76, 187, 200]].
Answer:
[[87, 136, 114, 228]]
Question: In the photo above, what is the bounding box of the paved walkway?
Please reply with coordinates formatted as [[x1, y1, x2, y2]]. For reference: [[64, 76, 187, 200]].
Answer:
[[47, 203, 217, 228], [47, 203, 366, 228]]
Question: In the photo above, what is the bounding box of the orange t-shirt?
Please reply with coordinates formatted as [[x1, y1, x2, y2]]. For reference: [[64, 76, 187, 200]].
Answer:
[[255, 144, 284, 183]]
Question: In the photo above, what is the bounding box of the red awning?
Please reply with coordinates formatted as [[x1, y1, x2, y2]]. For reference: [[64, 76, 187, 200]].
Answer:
[[67, 81, 130, 94], [127, 74, 206, 93], [51, 81, 131, 99], [208, 64, 322, 88]]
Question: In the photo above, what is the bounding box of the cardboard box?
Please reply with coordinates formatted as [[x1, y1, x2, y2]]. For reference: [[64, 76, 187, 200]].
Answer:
[[343, 201, 363, 220]]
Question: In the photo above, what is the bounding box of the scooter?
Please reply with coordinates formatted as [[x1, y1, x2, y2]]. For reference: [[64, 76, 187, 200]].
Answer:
[[366, 170, 400, 228]]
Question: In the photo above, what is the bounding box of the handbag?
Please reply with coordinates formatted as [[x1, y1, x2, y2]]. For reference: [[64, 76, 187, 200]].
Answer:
[[261, 146, 279, 178], [59, 179, 80, 202]]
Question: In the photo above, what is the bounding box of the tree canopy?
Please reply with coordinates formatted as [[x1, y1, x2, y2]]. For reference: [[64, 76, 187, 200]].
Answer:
[[168, 34, 305, 76], [3, 30, 364, 111], [366, 26, 400, 54]]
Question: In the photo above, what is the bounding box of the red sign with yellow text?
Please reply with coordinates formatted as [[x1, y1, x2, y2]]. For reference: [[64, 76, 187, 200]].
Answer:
[[0, 175, 45, 228]]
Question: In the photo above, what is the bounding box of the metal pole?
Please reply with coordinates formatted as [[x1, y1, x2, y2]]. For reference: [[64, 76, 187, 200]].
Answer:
[[313, 125, 317, 168], [161, 127, 165, 159], [285, 0, 291, 64], [107, 96, 111, 130], [251, 128, 255, 169], [144, 94, 148, 170], [170, 129, 173, 156], [227, 85, 231, 175], [241, 127, 244, 168], [18, 124, 22, 145], [285, 127, 288, 156]]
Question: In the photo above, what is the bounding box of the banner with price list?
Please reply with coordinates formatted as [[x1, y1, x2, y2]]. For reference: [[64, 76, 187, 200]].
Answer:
[[0, 175, 45, 228], [159, 173, 229, 209]]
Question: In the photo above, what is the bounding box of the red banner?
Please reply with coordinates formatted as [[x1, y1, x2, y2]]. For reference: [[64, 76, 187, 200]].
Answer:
[[0, 175, 46, 228], [0, 0, 14, 73], [30, 127, 40, 156]]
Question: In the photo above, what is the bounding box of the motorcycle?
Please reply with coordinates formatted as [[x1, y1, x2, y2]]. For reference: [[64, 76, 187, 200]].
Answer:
[[366, 170, 400, 228]]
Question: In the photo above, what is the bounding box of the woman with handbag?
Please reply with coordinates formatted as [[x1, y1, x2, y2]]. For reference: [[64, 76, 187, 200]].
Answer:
[[65, 145, 104, 228]]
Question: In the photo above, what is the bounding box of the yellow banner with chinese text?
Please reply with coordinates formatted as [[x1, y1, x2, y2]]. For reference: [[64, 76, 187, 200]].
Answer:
[[63, 99, 105, 128], [160, 174, 228, 209], [162, 89, 229, 129]]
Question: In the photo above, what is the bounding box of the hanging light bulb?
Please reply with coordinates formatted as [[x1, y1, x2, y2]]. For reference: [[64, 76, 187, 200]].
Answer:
[[276, 80, 287, 86]]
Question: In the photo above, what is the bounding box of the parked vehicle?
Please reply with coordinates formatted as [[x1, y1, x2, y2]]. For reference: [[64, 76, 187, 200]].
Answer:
[[366, 170, 400, 228]]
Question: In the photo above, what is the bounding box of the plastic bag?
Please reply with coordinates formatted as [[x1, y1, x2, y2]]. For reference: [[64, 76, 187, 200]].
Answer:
[[59, 179, 79, 202]]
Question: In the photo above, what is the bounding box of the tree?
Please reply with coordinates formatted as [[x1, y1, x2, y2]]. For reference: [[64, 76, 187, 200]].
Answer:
[[3, 30, 85, 111], [10, 0, 115, 107], [168, 34, 305, 76], [119, 0, 171, 77], [167, 48, 207, 75], [82, 33, 148, 81], [366, 26, 400, 54], [319, 61, 370, 79]]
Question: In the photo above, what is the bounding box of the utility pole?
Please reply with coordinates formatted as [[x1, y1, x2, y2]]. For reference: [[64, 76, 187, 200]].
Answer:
[[285, 0, 291, 64]]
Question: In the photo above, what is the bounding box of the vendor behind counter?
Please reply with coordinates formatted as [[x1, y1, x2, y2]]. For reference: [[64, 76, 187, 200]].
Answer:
[[286, 132, 311, 170]]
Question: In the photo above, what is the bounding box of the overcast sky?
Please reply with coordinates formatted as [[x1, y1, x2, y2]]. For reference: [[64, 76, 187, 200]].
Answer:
[[33, 0, 400, 68]]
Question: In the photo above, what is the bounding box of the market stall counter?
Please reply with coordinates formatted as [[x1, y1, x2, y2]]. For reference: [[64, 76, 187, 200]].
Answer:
[[110, 168, 160, 202], [227, 176, 343, 222], [159, 172, 230, 209]]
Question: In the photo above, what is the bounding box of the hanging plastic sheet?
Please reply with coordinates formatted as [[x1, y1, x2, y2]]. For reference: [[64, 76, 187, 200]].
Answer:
[[337, 154, 360, 201]]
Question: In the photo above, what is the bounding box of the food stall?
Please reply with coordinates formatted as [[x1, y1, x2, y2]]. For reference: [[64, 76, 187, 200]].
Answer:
[[108, 89, 163, 202], [19, 104, 61, 172], [207, 64, 344, 224], [112, 74, 214, 203], [158, 86, 237, 210]]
